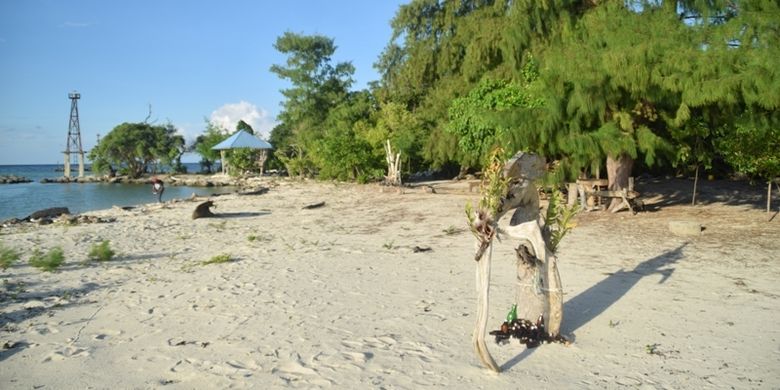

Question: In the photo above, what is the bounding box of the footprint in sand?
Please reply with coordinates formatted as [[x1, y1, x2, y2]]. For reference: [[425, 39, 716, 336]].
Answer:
[[397, 341, 438, 363], [271, 352, 332, 386], [91, 328, 123, 341], [31, 324, 60, 336], [42, 345, 90, 362], [171, 357, 261, 379]]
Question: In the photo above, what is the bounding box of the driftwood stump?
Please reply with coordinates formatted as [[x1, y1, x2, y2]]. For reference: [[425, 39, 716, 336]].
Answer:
[[471, 152, 564, 372], [192, 200, 216, 219]]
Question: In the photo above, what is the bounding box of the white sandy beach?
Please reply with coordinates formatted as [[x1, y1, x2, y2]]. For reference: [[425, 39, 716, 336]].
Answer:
[[1, 178, 779, 389]]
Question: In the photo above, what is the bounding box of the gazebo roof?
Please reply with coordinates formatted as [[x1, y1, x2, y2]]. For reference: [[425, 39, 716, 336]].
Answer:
[[212, 130, 273, 150]]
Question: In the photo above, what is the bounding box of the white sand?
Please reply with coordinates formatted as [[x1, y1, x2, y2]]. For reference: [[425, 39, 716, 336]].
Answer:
[[1, 178, 778, 389]]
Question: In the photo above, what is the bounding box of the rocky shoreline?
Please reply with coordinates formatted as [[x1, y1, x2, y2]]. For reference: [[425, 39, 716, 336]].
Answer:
[[37, 174, 246, 187], [0, 175, 33, 184]]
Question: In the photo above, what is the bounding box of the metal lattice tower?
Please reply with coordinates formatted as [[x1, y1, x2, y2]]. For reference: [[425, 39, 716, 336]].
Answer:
[[63, 91, 85, 178]]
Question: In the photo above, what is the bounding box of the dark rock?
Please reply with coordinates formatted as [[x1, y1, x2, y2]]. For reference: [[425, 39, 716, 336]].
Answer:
[[0, 175, 32, 184], [28, 207, 70, 220]]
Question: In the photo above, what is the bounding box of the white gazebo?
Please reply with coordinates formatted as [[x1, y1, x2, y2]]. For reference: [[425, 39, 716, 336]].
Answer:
[[211, 130, 273, 175]]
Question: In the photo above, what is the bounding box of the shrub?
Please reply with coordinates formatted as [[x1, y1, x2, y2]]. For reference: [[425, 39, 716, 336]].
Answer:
[[88, 240, 115, 262], [0, 245, 20, 270], [29, 247, 65, 272]]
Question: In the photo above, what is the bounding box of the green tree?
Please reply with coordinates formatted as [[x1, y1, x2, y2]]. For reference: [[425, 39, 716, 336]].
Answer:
[[192, 121, 228, 173], [376, 0, 521, 171], [270, 32, 355, 177], [717, 121, 780, 181], [236, 119, 254, 135], [89, 122, 185, 178], [493, 1, 779, 204], [313, 90, 382, 182]]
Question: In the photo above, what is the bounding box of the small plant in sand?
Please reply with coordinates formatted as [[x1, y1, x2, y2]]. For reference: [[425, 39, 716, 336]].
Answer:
[[29, 247, 65, 272], [0, 244, 21, 270], [247, 235, 258, 242], [202, 253, 233, 265], [382, 240, 395, 250], [442, 225, 463, 235], [88, 240, 115, 262]]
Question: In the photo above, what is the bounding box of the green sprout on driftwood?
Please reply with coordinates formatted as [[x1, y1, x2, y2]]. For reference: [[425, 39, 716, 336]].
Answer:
[[466, 147, 510, 261], [543, 188, 580, 253]]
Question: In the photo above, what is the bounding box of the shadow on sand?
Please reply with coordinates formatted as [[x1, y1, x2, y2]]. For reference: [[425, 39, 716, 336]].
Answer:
[[500, 243, 688, 371], [215, 211, 271, 219]]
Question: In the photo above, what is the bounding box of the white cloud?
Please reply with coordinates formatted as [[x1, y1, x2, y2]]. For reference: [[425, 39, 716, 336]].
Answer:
[[210, 101, 276, 139]]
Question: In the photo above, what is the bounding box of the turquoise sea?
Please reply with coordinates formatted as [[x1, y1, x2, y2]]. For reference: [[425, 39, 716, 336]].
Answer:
[[0, 164, 233, 221]]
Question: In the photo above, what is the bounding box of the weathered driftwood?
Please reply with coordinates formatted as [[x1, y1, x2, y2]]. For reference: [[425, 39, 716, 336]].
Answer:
[[192, 201, 216, 219], [471, 152, 564, 372], [302, 201, 326, 210]]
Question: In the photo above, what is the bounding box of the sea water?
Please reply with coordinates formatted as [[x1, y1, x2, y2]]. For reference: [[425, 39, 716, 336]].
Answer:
[[0, 164, 234, 220]]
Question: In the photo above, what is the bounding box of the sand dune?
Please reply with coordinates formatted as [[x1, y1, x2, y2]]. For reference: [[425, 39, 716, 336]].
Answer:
[[1, 178, 778, 389]]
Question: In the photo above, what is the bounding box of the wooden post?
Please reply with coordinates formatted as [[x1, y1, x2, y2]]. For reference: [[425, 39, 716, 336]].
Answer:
[[220, 150, 227, 174], [768, 180, 772, 214]]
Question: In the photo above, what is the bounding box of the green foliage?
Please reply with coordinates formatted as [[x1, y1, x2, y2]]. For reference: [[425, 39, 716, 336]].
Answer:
[[236, 120, 254, 135], [311, 91, 383, 181], [29, 247, 65, 272], [543, 189, 579, 253], [447, 74, 542, 169], [193, 121, 228, 173], [265, 1, 780, 183], [89, 122, 185, 178], [270, 32, 356, 178], [716, 121, 780, 180], [88, 240, 115, 262], [227, 147, 261, 176], [466, 148, 510, 237], [0, 244, 20, 270], [202, 253, 232, 265]]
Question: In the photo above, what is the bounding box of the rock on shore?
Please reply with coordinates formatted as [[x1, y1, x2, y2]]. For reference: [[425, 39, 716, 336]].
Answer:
[[0, 175, 32, 184]]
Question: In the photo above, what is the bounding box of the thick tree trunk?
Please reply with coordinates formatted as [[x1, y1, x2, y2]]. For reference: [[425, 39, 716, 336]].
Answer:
[[606, 154, 634, 212]]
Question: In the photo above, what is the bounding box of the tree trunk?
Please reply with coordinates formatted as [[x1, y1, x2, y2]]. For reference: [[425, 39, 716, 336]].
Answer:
[[606, 154, 634, 212]]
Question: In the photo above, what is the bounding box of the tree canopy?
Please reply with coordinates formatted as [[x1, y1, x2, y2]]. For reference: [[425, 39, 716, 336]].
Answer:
[[89, 122, 185, 178], [262, 1, 779, 185]]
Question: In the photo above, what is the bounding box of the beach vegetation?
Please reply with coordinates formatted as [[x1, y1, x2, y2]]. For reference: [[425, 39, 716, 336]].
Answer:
[[87, 240, 115, 262], [202, 253, 233, 265], [442, 225, 463, 236], [89, 122, 186, 178], [0, 244, 21, 270], [29, 247, 65, 272], [193, 121, 229, 174], [263, 1, 778, 195]]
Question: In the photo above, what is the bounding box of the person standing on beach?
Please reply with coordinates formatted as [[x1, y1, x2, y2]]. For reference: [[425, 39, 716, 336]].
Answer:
[[152, 177, 165, 203]]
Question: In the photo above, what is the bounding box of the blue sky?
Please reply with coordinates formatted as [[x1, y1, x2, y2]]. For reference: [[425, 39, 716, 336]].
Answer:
[[0, 0, 407, 164]]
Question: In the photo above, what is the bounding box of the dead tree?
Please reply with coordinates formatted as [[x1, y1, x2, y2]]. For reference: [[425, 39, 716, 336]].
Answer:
[[384, 140, 402, 186]]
